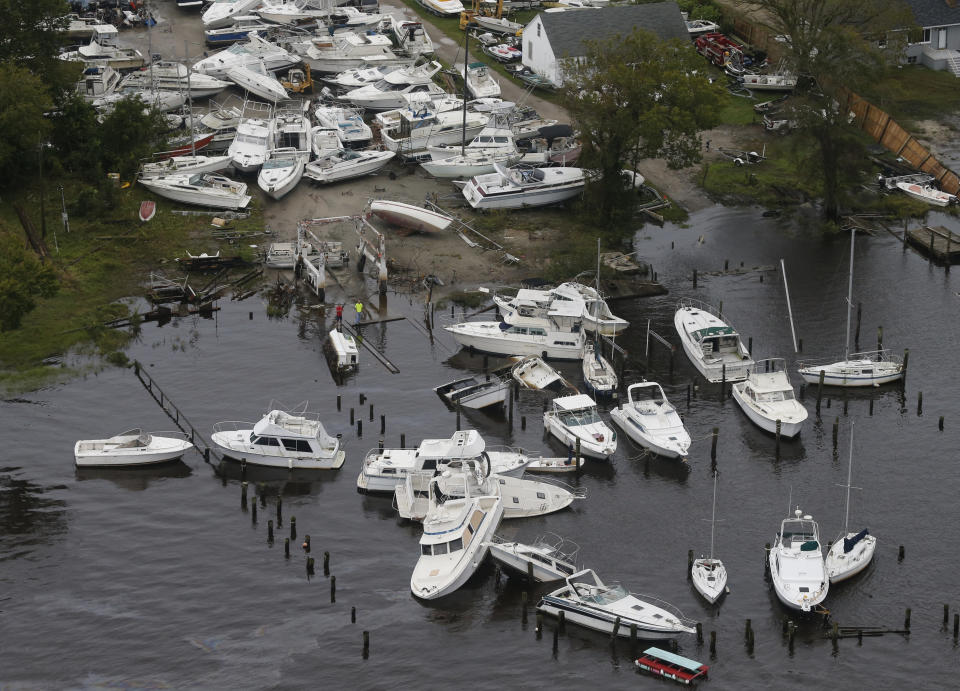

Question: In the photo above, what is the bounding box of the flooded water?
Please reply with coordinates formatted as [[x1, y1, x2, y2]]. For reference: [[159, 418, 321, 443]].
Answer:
[[3, 205, 959, 688]]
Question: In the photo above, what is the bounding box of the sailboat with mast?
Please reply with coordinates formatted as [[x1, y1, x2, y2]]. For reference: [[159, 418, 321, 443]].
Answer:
[[824, 424, 877, 583], [691, 471, 727, 603], [797, 229, 903, 387], [581, 239, 618, 397]]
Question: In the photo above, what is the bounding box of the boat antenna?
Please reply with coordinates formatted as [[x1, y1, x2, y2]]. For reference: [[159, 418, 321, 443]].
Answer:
[[844, 227, 855, 361], [780, 258, 798, 354]]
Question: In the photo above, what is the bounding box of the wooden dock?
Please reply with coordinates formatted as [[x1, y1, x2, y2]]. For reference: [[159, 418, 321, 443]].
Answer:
[[907, 225, 960, 264]]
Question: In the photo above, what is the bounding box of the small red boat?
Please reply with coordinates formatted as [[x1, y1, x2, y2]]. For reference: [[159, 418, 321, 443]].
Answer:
[[635, 647, 708, 685], [155, 131, 215, 160], [139, 200, 156, 222]]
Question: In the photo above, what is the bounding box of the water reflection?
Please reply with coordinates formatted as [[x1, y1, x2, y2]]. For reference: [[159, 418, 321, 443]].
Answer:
[[74, 460, 193, 490], [0, 471, 68, 558], [214, 459, 340, 497]]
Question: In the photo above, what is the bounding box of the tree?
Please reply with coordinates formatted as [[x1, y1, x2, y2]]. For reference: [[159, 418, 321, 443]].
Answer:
[[0, 0, 75, 92], [98, 98, 170, 181], [754, 0, 914, 220], [0, 233, 59, 332], [561, 28, 723, 222], [0, 61, 54, 193]]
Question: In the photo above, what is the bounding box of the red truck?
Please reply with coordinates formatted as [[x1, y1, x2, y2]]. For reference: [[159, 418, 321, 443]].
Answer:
[[694, 32, 745, 73]]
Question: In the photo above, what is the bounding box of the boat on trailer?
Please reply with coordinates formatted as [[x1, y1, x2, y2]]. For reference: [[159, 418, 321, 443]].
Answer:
[[635, 647, 709, 686], [485, 533, 579, 582]]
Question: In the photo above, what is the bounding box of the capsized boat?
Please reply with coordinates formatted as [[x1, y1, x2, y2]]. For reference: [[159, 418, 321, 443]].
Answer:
[[768, 507, 829, 612], [485, 533, 579, 582], [543, 393, 617, 460], [338, 60, 443, 111], [825, 425, 877, 584], [538, 569, 698, 639], [609, 381, 690, 460], [74, 429, 193, 467], [211, 402, 345, 469], [674, 298, 754, 383], [138, 172, 251, 210], [368, 199, 453, 233], [581, 341, 617, 398], [257, 147, 308, 199], [691, 471, 728, 604], [511, 355, 565, 391], [434, 374, 510, 410], [461, 164, 585, 210], [732, 358, 808, 437], [328, 327, 359, 370]]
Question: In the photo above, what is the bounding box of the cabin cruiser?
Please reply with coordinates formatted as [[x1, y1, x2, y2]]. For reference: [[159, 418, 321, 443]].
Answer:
[[674, 298, 754, 383], [74, 429, 193, 467], [387, 17, 435, 56], [228, 114, 276, 173], [769, 507, 829, 612], [322, 64, 402, 91], [193, 36, 299, 79], [211, 402, 345, 469], [303, 145, 395, 184], [382, 107, 489, 155], [273, 100, 312, 151], [538, 569, 697, 639], [200, 101, 244, 152], [426, 123, 518, 161], [462, 164, 585, 210], [120, 62, 231, 99], [459, 61, 501, 99], [732, 358, 808, 437], [544, 394, 616, 460], [76, 65, 122, 102], [302, 31, 415, 74], [140, 154, 233, 178], [62, 15, 109, 40], [313, 104, 372, 147], [609, 382, 690, 460], [59, 25, 144, 70], [138, 172, 251, 209], [420, 126, 520, 178], [485, 533, 579, 582], [204, 15, 273, 46], [417, 0, 465, 16], [227, 62, 289, 102], [410, 463, 503, 600], [581, 342, 617, 398], [356, 429, 528, 493], [202, 0, 266, 29], [258, 147, 308, 199], [339, 60, 443, 110], [494, 282, 627, 336], [373, 93, 465, 132]]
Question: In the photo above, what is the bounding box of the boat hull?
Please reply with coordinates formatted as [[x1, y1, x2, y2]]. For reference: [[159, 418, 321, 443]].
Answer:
[[798, 361, 903, 387], [543, 415, 616, 460], [74, 438, 193, 467], [487, 545, 567, 582], [369, 200, 453, 233], [608, 407, 688, 459], [731, 383, 806, 437], [258, 160, 306, 200], [211, 432, 345, 469], [691, 558, 727, 604], [462, 180, 584, 210], [538, 597, 690, 640], [445, 323, 584, 360], [138, 179, 250, 210]]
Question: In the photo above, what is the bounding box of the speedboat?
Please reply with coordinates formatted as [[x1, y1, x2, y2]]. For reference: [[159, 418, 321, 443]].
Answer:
[[303, 147, 395, 184], [367, 199, 453, 233], [425, 120, 518, 161], [434, 375, 510, 410], [691, 471, 727, 603], [120, 62, 231, 99], [193, 36, 299, 79], [444, 302, 587, 360], [543, 394, 617, 460], [483, 42, 521, 63], [303, 31, 414, 74], [202, 0, 266, 29], [74, 429, 193, 467], [211, 402, 345, 469], [511, 355, 564, 391], [256, 0, 329, 24], [322, 64, 403, 91], [140, 154, 233, 178], [895, 181, 956, 206], [417, 0, 465, 16], [732, 358, 808, 437], [356, 429, 528, 493], [421, 148, 520, 179], [825, 426, 877, 584], [204, 15, 273, 46], [313, 105, 372, 147], [461, 164, 585, 210], [768, 507, 829, 612], [386, 17, 434, 56], [410, 465, 503, 600], [674, 298, 754, 383], [486, 533, 579, 582], [340, 63, 445, 110], [459, 62, 501, 99], [228, 115, 275, 173], [538, 569, 697, 639], [609, 381, 690, 460], [581, 342, 617, 398], [381, 107, 489, 155], [257, 147, 307, 199], [139, 172, 251, 209], [472, 16, 523, 35], [226, 62, 289, 102]]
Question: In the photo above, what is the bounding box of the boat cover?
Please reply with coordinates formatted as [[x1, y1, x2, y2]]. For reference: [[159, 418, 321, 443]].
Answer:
[[800, 540, 820, 552], [538, 124, 573, 143], [843, 528, 870, 553]]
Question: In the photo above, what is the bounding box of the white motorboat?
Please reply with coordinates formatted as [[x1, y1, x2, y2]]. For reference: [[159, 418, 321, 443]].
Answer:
[[94, 87, 187, 114], [374, 93, 465, 133], [485, 533, 579, 582], [410, 466, 503, 600], [494, 282, 627, 336], [257, 147, 307, 199], [140, 154, 233, 178], [313, 104, 372, 147], [337, 59, 442, 107], [256, 0, 328, 24], [609, 381, 691, 460], [63, 15, 109, 40], [200, 102, 244, 151], [382, 108, 489, 155], [798, 229, 903, 387], [741, 72, 797, 92], [459, 61, 501, 99], [462, 164, 585, 210], [434, 375, 510, 410], [686, 18, 720, 36], [895, 181, 956, 206], [543, 393, 617, 460], [211, 402, 345, 469], [204, 16, 273, 46], [304, 31, 414, 74], [322, 64, 402, 91], [691, 471, 728, 604], [417, 0, 465, 16], [367, 199, 453, 233], [420, 148, 520, 179], [328, 327, 359, 369], [203, 0, 266, 29], [674, 298, 754, 383], [768, 507, 829, 612], [76, 65, 122, 102], [387, 18, 434, 56], [511, 355, 564, 391], [228, 114, 275, 173], [227, 62, 289, 102], [825, 425, 876, 584], [444, 302, 587, 360], [473, 16, 523, 35], [120, 62, 231, 99], [564, 281, 628, 336], [139, 172, 251, 209], [538, 570, 697, 639], [327, 6, 385, 30], [581, 341, 617, 398], [357, 429, 528, 493], [426, 121, 517, 160], [74, 429, 193, 467], [732, 358, 808, 437], [193, 36, 299, 79], [59, 25, 144, 70], [303, 147, 395, 184]]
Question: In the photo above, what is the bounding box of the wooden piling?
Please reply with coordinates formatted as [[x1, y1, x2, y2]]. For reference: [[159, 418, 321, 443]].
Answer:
[[630, 623, 637, 644], [917, 391, 923, 416], [944, 604, 950, 625], [816, 370, 825, 416], [380, 414, 385, 434], [357, 420, 362, 437], [276, 496, 282, 525], [252, 501, 257, 523], [898, 545, 905, 561], [788, 622, 795, 652], [331, 575, 336, 603], [765, 543, 771, 573], [369, 403, 374, 421], [350, 407, 355, 425], [745, 619, 752, 641], [284, 537, 290, 558], [748, 336, 753, 353], [337, 395, 341, 411], [303, 534, 311, 553], [720, 364, 726, 402], [904, 607, 911, 632], [558, 610, 566, 634], [693, 269, 698, 288], [456, 402, 461, 431], [359, 393, 366, 405], [536, 612, 543, 639], [258, 483, 266, 508], [362, 631, 369, 657], [775, 420, 781, 460], [877, 326, 883, 353], [575, 437, 581, 466], [267, 519, 274, 542], [611, 616, 621, 639], [324, 551, 330, 576], [939, 415, 944, 431], [290, 516, 296, 540], [241, 481, 248, 509], [351, 606, 356, 624], [902, 348, 909, 376], [696, 621, 703, 644], [954, 613, 959, 639], [709, 630, 717, 657], [521, 415, 526, 430], [832, 416, 839, 448], [686, 384, 691, 408], [869, 398, 874, 416], [687, 549, 693, 578], [400, 433, 405, 448], [710, 428, 718, 466], [307, 557, 315, 575], [553, 624, 559, 654]]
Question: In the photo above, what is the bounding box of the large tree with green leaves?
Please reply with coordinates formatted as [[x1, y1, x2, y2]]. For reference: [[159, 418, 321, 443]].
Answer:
[[754, 0, 914, 220], [98, 98, 171, 181], [561, 28, 723, 222], [0, 61, 54, 192], [0, 0, 77, 92], [0, 233, 59, 332]]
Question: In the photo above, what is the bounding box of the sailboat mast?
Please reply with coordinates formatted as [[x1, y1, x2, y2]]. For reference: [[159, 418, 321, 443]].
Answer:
[[843, 424, 854, 535], [844, 228, 855, 361], [709, 470, 717, 560]]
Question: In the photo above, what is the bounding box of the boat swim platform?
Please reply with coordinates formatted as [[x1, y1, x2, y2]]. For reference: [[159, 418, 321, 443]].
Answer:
[[906, 225, 960, 264]]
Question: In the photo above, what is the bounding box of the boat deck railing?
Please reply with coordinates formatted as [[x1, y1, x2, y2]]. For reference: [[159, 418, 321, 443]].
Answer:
[[212, 420, 257, 435], [676, 297, 726, 322], [628, 593, 697, 629]]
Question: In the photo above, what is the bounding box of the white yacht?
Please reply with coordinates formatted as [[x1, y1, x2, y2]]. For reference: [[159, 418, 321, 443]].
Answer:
[[538, 570, 697, 639], [313, 104, 372, 147], [581, 341, 617, 398], [459, 61, 501, 99], [228, 114, 276, 173], [543, 394, 617, 460], [93, 87, 186, 114], [120, 62, 231, 99], [304, 31, 414, 74], [74, 429, 193, 467], [609, 381, 690, 460], [462, 164, 585, 210], [768, 507, 829, 612], [410, 465, 503, 600], [382, 107, 489, 155], [420, 125, 520, 178], [426, 123, 517, 160], [227, 62, 289, 102], [825, 426, 877, 584], [356, 429, 528, 493], [202, 0, 266, 29], [339, 60, 443, 110], [138, 172, 251, 209], [304, 147, 395, 184], [59, 25, 144, 70], [76, 65, 122, 102], [732, 358, 808, 437], [258, 147, 308, 199], [193, 36, 299, 79], [674, 298, 754, 383], [485, 534, 579, 582], [417, 0, 465, 16], [211, 402, 345, 469], [256, 0, 329, 24], [444, 301, 587, 361], [140, 154, 233, 178], [691, 471, 727, 604]]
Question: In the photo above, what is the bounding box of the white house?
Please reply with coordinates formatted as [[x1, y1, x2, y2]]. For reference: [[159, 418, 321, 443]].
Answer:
[[902, 0, 960, 74], [522, 2, 689, 87]]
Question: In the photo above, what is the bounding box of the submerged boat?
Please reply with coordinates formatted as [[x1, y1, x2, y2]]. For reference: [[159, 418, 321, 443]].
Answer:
[[538, 569, 697, 639], [74, 429, 193, 467], [328, 327, 359, 370], [485, 533, 579, 582], [674, 298, 754, 383], [138, 172, 251, 209], [511, 355, 564, 391], [543, 394, 617, 460], [609, 381, 690, 460], [732, 358, 807, 437], [211, 402, 345, 469], [768, 507, 829, 612], [462, 164, 585, 210]]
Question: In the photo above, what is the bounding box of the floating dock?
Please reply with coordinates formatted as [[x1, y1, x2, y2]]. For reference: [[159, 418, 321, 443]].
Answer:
[[907, 225, 960, 264]]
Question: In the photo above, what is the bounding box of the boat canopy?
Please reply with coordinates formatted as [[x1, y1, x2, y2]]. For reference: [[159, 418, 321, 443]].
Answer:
[[416, 430, 485, 459], [553, 394, 597, 411], [843, 528, 870, 553], [693, 325, 736, 340]]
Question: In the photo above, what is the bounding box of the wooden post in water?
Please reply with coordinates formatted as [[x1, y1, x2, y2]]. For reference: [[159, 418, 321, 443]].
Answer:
[[330, 575, 336, 603], [337, 395, 341, 411], [629, 623, 637, 644], [400, 433, 405, 448], [898, 544, 905, 561], [686, 384, 691, 408], [284, 537, 290, 558], [944, 604, 950, 626], [710, 428, 718, 468], [720, 364, 726, 402], [939, 416, 944, 431], [917, 391, 923, 416], [521, 415, 526, 430], [693, 269, 698, 288], [553, 625, 559, 655], [558, 610, 565, 634], [251, 500, 257, 523], [775, 420, 782, 460], [902, 348, 909, 377], [687, 549, 693, 578], [575, 437, 581, 467], [362, 631, 369, 658], [696, 621, 703, 643], [527, 560, 534, 582], [709, 630, 717, 657], [351, 606, 356, 624], [816, 371, 825, 417], [877, 326, 883, 354], [611, 616, 621, 639], [357, 420, 362, 437], [290, 516, 296, 540], [267, 520, 274, 543], [536, 612, 543, 639], [276, 496, 282, 526], [954, 613, 959, 640], [369, 403, 374, 421], [324, 551, 330, 576], [380, 414, 385, 434], [833, 417, 839, 449], [306, 557, 315, 575], [787, 622, 795, 653], [350, 408, 355, 425], [303, 534, 311, 553], [241, 481, 248, 510], [456, 401, 461, 431], [904, 607, 911, 632]]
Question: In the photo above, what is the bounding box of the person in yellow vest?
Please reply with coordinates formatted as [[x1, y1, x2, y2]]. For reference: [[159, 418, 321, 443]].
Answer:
[[354, 300, 363, 325]]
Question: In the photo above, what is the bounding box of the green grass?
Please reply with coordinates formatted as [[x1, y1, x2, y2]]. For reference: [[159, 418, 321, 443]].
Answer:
[[715, 90, 763, 126], [700, 139, 819, 208], [858, 64, 960, 128]]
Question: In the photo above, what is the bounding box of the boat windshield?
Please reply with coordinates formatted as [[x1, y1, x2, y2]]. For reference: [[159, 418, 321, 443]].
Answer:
[[236, 133, 267, 145], [579, 584, 628, 605], [558, 407, 600, 427], [757, 390, 794, 402], [262, 157, 291, 169]]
